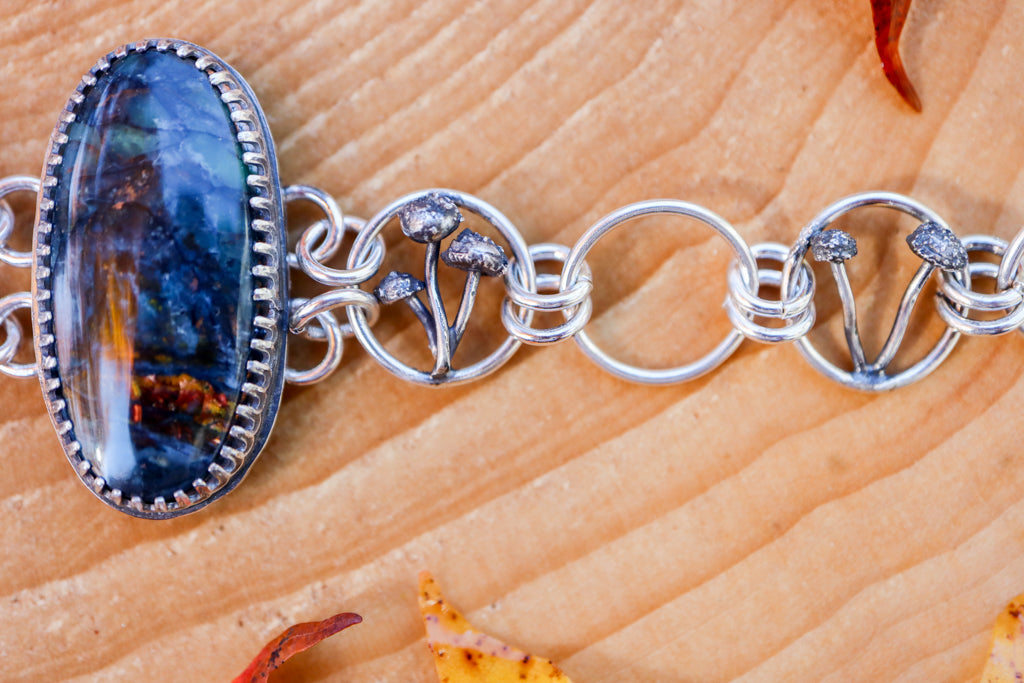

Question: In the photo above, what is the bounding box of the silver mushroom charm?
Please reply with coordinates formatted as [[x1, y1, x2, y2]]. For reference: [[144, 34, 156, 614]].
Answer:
[[374, 192, 509, 378], [810, 220, 967, 381]]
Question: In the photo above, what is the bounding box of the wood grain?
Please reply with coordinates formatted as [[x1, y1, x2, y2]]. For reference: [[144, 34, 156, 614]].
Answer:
[[2, 1, 1023, 681]]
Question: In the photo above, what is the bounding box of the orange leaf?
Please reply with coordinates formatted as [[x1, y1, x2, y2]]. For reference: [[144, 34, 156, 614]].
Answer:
[[871, 0, 922, 111], [981, 595, 1024, 682], [232, 612, 362, 683], [418, 571, 573, 683]]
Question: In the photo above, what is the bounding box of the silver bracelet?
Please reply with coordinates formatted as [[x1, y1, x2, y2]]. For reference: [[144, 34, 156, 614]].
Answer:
[[1, 38, 1020, 520]]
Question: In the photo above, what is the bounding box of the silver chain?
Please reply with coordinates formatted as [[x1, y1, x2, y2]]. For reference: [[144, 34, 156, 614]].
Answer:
[[5, 176, 1024, 392], [284, 188, 1024, 392]]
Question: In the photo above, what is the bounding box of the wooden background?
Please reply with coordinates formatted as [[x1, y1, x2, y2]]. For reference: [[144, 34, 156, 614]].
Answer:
[[2, 1, 1023, 681]]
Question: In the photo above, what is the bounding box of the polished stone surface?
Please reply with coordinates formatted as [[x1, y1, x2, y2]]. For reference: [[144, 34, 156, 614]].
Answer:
[[50, 50, 253, 502]]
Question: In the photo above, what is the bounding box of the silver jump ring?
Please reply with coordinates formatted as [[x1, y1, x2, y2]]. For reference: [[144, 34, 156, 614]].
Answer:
[[937, 236, 1024, 336], [0, 309, 22, 365], [504, 243, 593, 312], [347, 189, 536, 387], [561, 200, 758, 385], [0, 292, 35, 378], [781, 191, 963, 392], [284, 302, 344, 386], [296, 215, 385, 287], [501, 243, 594, 345], [290, 287, 380, 340], [0, 175, 41, 268], [997, 225, 1024, 292], [725, 242, 816, 343], [284, 184, 346, 269]]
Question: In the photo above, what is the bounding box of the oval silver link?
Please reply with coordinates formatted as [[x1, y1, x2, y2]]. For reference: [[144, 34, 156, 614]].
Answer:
[[0, 292, 36, 378], [290, 287, 380, 339], [725, 242, 816, 344], [347, 189, 536, 387], [501, 243, 594, 345], [561, 200, 758, 385], [0, 175, 41, 268], [284, 184, 346, 269], [936, 235, 1024, 336], [284, 301, 344, 386], [781, 192, 963, 392], [296, 215, 385, 287]]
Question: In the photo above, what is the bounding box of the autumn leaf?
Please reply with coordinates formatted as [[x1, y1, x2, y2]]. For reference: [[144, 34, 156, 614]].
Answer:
[[981, 594, 1024, 682], [232, 612, 362, 683], [871, 0, 922, 111], [418, 571, 573, 683]]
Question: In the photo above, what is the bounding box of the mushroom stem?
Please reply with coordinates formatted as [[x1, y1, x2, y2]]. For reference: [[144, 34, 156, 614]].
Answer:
[[403, 294, 438, 355], [871, 261, 934, 372], [830, 262, 867, 371], [424, 241, 452, 377], [449, 269, 481, 355]]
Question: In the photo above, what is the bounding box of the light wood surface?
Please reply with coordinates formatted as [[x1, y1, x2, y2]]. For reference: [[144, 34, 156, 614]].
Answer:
[[2, 1, 1023, 681]]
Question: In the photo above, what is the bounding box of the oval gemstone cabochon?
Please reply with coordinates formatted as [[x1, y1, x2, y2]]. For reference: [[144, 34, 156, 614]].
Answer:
[[37, 42, 286, 516]]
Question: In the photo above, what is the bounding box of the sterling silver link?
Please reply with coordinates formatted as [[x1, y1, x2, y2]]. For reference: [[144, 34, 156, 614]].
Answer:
[[283, 184, 346, 269], [0, 292, 35, 378], [346, 189, 535, 387], [561, 200, 758, 385], [501, 243, 593, 346], [296, 215, 385, 288], [936, 235, 1024, 336], [0, 176, 39, 379], [725, 242, 816, 344], [0, 302, 23, 366], [0, 175, 38, 268], [781, 192, 967, 392], [284, 299, 344, 386]]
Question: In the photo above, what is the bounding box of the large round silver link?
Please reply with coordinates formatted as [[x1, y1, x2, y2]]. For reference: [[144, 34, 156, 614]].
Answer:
[[781, 192, 963, 392], [937, 235, 1024, 336], [0, 175, 40, 268], [561, 200, 759, 385], [284, 302, 344, 386], [0, 292, 36, 378], [346, 189, 536, 387], [284, 184, 346, 269], [296, 216, 385, 287], [290, 287, 380, 339], [725, 242, 816, 344], [501, 243, 594, 345]]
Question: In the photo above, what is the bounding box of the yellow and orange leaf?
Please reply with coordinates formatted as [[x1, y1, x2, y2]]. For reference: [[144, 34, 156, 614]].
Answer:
[[418, 571, 573, 683], [232, 612, 362, 683], [981, 595, 1024, 682]]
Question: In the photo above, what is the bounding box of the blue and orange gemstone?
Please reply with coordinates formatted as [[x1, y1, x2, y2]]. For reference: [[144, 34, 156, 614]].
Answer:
[[34, 40, 287, 518]]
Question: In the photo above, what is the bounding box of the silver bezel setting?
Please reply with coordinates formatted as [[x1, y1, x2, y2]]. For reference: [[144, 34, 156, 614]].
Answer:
[[32, 39, 288, 519]]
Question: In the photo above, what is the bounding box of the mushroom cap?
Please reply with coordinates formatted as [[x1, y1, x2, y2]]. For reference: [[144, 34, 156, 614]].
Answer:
[[374, 271, 426, 304], [398, 193, 463, 243], [906, 221, 967, 271], [810, 229, 858, 263], [441, 229, 509, 277]]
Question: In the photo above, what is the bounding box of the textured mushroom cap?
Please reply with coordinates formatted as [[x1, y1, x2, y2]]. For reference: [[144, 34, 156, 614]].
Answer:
[[441, 229, 509, 277], [398, 193, 463, 243], [810, 229, 858, 263], [374, 271, 426, 304], [906, 221, 967, 271]]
